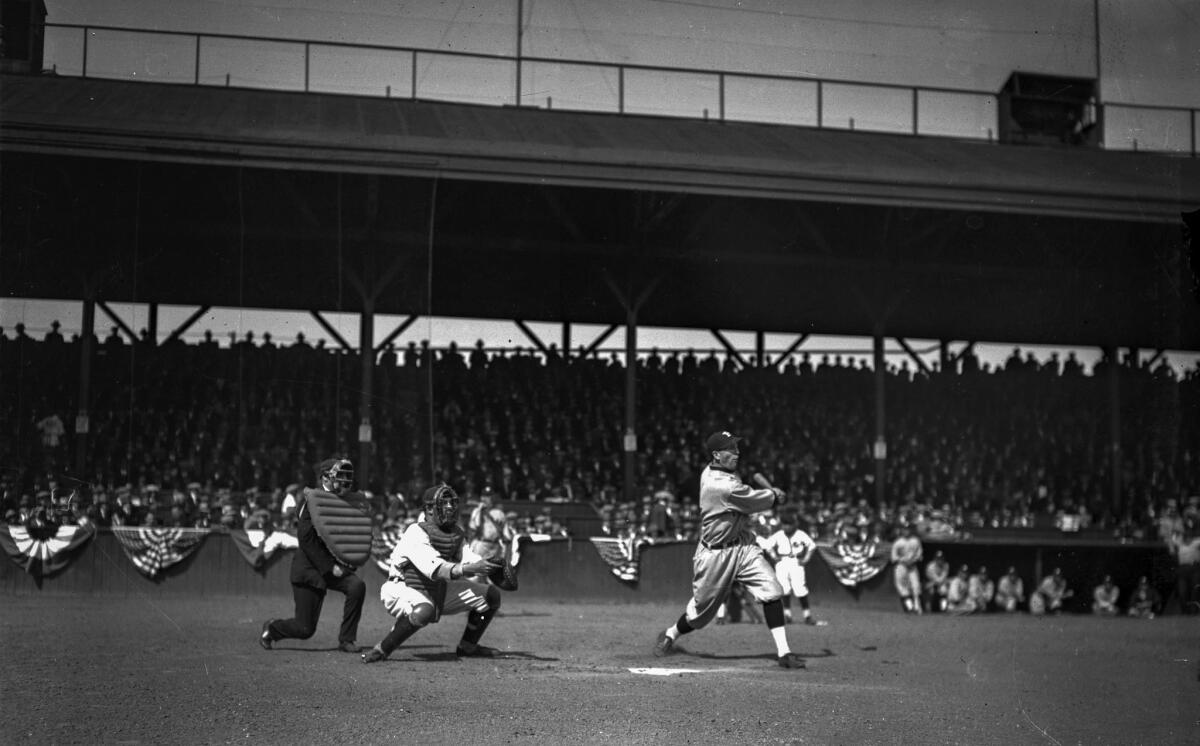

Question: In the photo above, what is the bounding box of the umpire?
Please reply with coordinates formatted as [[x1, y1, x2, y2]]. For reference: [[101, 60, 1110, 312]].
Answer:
[[260, 458, 367, 653]]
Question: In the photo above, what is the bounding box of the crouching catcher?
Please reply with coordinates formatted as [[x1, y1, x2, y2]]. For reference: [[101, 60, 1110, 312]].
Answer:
[[363, 484, 507, 662]]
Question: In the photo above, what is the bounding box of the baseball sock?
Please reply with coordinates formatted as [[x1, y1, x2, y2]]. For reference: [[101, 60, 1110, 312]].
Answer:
[[665, 614, 694, 641], [456, 590, 499, 647], [799, 595, 811, 619], [761, 600, 791, 656], [380, 617, 420, 656]]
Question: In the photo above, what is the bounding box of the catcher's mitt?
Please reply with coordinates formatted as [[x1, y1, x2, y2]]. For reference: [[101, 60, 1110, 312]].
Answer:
[[488, 559, 519, 591]]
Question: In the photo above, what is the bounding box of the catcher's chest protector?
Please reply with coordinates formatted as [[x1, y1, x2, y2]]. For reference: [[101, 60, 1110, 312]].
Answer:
[[305, 488, 374, 567]]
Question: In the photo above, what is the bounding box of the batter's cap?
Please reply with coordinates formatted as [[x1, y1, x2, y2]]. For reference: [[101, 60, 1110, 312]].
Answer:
[[705, 430, 741, 452]]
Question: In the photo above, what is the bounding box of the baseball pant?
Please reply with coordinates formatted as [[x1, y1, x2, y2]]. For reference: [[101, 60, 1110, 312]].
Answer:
[[273, 574, 366, 645], [684, 543, 782, 629], [775, 557, 809, 598]]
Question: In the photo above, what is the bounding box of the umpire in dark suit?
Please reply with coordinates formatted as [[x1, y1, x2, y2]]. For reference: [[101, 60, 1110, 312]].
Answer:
[[260, 459, 366, 653]]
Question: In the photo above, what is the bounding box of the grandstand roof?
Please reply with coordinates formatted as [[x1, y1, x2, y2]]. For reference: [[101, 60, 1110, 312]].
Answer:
[[2, 74, 1198, 350]]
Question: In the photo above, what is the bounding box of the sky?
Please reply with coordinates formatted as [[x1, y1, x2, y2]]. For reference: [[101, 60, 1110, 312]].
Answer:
[[4, 1, 1199, 373]]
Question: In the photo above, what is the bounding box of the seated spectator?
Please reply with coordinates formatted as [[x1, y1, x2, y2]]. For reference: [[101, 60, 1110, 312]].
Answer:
[[994, 567, 1026, 613], [1092, 575, 1120, 616], [1030, 567, 1074, 615], [1127, 576, 1162, 619]]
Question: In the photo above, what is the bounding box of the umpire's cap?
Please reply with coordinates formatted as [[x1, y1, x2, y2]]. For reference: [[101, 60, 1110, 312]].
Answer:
[[705, 430, 741, 452]]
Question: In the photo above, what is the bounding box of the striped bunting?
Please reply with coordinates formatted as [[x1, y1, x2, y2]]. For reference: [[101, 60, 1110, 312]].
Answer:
[[110, 526, 210, 577], [590, 536, 645, 583], [815, 540, 892, 587], [0, 523, 96, 578]]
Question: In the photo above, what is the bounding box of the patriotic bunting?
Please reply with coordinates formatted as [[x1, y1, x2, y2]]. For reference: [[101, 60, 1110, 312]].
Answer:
[[372, 524, 405, 572], [590, 536, 646, 583], [815, 539, 892, 587], [111, 526, 210, 577], [0, 522, 96, 578], [229, 528, 298, 568]]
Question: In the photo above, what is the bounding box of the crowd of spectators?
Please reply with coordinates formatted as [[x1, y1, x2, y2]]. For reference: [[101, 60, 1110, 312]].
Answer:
[[2, 321, 1198, 547]]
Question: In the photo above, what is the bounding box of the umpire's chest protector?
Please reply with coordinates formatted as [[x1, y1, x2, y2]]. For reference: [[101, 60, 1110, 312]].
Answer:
[[304, 488, 374, 567]]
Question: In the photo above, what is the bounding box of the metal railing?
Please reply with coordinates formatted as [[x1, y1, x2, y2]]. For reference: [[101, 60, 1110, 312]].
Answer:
[[37, 23, 1199, 156]]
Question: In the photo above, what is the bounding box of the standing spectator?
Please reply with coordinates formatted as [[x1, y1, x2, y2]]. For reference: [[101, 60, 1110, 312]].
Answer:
[[924, 550, 950, 612], [1166, 524, 1200, 615], [1030, 567, 1074, 616], [1092, 575, 1120, 616], [466, 487, 513, 582], [260, 459, 367, 654], [1127, 576, 1162, 619], [890, 524, 924, 614], [969, 566, 995, 613], [994, 567, 1026, 613], [35, 411, 65, 465]]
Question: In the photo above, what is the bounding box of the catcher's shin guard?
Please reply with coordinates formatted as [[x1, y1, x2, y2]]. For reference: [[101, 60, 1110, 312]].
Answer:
[[380, 617, 421, 656], [461, 585, 501, 646]]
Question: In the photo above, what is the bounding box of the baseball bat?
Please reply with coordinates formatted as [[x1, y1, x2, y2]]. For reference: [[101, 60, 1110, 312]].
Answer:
[[752, 472, 773, 490]]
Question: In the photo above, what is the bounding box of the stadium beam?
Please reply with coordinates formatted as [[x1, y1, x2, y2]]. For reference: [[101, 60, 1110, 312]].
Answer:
[[359, 301, 374, 488], [873, 329, 887, 507], [769, 333, 810, 369], [74, 297, 95, 476], [708, 329, 748, 369], [514, 319, 549, 355], [309, 311, 351, 350], [894, 337, 932, 376], [96, 300, 138, 344], [162, 305, 212, 346]]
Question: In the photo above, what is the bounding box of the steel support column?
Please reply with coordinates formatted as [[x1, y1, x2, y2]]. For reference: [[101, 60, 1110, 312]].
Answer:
[[74, 297, 95, 476], [873, 330, 887, 506], [359, 303, 375, 489]]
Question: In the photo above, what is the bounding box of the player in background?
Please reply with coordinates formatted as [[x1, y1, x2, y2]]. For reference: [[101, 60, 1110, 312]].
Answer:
[[890, 524, 924, 614], [994, 566, 1026, 612], [652, 430, 806, 669], [260, 458, 367, 653], [762, 514, 823, 626], [1092, 575, 1120, 616], [924, 550, 950, 612], [467, 486, 514, 583], [362, 484, 505, 662]]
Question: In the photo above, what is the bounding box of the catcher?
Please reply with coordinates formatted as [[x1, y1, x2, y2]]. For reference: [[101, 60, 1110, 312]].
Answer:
[[260, 458, 371, 653], [362, 483, 516, 663]]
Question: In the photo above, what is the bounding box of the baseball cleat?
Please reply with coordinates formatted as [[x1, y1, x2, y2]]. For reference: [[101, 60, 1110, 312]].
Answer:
[[777, 653, 806, 669], [653, 630, 674, 657], [338, 641, 362, 653], [456, 642, 499, 658], [362, 645, 387, 664], [259, 620, 274, 650]]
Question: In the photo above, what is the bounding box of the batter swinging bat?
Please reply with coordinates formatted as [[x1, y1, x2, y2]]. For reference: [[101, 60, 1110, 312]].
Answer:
[[752, 472, 773, 490]]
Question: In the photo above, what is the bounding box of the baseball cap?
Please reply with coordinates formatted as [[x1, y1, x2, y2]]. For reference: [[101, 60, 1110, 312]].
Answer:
[[705, 430, 741, 452]]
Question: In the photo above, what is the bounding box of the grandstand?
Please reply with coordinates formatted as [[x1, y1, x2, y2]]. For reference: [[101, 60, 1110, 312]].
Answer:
[[1, 3, 1198, 596]]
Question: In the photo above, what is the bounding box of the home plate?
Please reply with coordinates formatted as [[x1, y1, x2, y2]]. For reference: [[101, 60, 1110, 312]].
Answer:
[[629, 667, 706, 676]]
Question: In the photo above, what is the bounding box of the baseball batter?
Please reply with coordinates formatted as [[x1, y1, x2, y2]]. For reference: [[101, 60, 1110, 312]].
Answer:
[[653, 430, 806, 669], [762, 514, 822, 626], [467, 487, 513, 582], [890, 524, 924, 614], [362, 484, 504, 662]]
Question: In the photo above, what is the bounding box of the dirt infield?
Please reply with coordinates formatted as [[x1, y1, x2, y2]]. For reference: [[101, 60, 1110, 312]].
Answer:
[[2, 594, 1198, 745]]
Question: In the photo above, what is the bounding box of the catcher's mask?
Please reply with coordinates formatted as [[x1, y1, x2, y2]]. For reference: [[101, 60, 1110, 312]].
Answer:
[[320, 458, 355, 495], [423, 484, 459, 529]]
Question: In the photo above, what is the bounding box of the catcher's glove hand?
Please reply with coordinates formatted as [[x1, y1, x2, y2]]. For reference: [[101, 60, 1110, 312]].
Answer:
[[487, 559, 519, 591]]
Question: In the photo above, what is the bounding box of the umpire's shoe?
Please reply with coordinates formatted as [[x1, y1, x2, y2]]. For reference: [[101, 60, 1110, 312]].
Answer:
[[338, 641, 362, 653], [653, 630, 674, 657], [259, 620, 275, 651], [777, 653, 806, 669]]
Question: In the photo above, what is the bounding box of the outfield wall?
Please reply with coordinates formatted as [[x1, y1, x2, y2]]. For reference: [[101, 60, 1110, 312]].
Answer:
[[0, 531, 1176, 614]]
